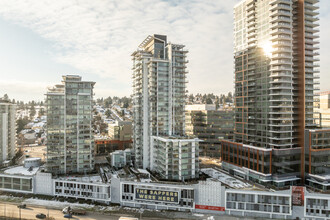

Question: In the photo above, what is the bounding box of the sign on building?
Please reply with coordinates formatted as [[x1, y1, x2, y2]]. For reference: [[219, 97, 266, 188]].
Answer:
[[195, 204, 225, 212], [135, 188, 179, 204], [292, 186, 305, 206]]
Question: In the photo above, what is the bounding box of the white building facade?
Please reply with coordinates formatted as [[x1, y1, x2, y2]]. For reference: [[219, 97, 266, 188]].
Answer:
[[0, 100, 16, 164], [131, 34, 199, 181], [150, 136, 199, 181], [132, 34, 188, 169]]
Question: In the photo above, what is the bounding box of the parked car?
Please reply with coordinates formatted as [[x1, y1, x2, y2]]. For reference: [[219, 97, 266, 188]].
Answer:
[[36, 213, 46, 219], [64, 213, 72, 218], [62, 206, 86, 215], [17, 204, 26, 209]]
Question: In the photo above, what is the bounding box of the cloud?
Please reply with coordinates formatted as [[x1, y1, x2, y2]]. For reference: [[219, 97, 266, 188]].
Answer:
[[0, 0, 327, 98], [0, 80, 48, 102], [0, 0, 241, 97]]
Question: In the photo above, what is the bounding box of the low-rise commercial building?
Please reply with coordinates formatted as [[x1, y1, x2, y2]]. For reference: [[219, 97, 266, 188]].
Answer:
[[0, 164, 329, 220], [185, 104, 234, 158], [304, 190, 330, 220], [305, 129, 330, 193], [225, 189, 291, 219], [0, 163, 37, 193], [54, 176, 111, 203], [0, 174, 33, 193], [95, 137, 132, 156], [108, 121, 132, 141]]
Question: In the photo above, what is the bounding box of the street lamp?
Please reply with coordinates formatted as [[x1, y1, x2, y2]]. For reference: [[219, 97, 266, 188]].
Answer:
[[18, 206, 21, 220], [3, 203, 6, 220], [139, 207, 144, 220]]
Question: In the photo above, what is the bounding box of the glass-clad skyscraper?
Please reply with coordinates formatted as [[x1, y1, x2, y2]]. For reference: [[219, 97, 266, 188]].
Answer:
[[222, 0, 320, 188], [46, 75, 95, 175]]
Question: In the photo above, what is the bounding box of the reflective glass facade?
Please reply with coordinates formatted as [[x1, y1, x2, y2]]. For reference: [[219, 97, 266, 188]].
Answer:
[[224, 0, 320, 187], [185, 106, 234, 158], [46, 75, 95, 174]]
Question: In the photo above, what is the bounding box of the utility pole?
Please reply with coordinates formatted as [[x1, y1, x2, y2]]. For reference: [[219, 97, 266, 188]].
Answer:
[[4, 203, 6, 220], [18, 206, 21, 220]]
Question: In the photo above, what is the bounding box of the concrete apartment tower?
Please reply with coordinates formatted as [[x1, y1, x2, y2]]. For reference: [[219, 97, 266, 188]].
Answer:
[[0, 99, 16, 164], [46, 75, 95, 175], [132, 35, 199, 180], [222, 0, 320, 187]]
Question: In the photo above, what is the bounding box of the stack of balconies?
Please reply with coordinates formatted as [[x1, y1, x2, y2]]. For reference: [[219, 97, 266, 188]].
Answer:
[[269, 0, 294, 149], [304, 0, 320, 128]]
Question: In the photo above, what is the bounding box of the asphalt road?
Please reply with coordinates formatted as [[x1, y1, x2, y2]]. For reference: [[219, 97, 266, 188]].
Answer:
[[0, 202, 257, 220], [0, 203, 135, 220]]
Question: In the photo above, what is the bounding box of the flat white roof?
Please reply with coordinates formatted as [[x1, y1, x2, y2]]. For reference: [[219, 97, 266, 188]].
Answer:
[[24, 157, 41, 162], [56, 175, 103, 183], [4, 166, 39, 176], [201, 168, 251, 189]]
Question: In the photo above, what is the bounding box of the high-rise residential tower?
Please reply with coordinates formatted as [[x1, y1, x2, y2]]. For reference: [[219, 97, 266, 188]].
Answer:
[[0, 99, 16, 164], [132, 35, 199, 180], [46, 75, 95, 175], [222, 0, 320, 187]]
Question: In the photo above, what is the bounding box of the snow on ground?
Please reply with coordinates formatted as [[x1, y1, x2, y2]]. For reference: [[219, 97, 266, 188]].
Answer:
[[24, 198, 95, 209], [4, 166, 39, 176], [0, 195, 24, 203], [193, 213, 204, 217]]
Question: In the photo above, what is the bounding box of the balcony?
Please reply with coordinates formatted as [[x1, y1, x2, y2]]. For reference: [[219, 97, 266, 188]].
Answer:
[[271, 9, 291, 17], [271, 15, 292, 23], [270, 66, 293, 71], [270, 3, 291, 12]]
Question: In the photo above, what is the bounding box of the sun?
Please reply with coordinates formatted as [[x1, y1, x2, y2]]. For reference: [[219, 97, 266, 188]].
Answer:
[[261, 41, 274, 57]]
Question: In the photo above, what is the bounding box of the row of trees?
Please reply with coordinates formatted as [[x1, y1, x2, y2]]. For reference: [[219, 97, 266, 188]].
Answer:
[[96, 93, 233, 110], [96, 96, 131, 109], [187, 92, 233, 108], [2, 94, 45, 119], [2, 93, 44, 109]]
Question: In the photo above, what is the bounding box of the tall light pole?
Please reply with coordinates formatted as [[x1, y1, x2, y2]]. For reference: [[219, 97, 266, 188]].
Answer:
[[18, 206, 21, 220], [4, 203, 6, 220]]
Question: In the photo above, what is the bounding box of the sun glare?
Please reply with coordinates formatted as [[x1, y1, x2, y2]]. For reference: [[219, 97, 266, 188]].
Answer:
[[261, 41, 274, 57]]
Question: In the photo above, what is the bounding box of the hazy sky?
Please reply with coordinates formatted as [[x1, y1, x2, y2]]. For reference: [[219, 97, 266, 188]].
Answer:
[[0, 0, 329, 102]]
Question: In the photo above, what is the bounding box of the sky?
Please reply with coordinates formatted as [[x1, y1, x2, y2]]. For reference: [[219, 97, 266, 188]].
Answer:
[[0, 0, 329, 102]]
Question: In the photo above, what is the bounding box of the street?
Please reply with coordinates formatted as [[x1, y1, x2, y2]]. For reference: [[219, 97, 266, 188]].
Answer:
[[0, 203, 135, 220], [0, 202, 256, 220]]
